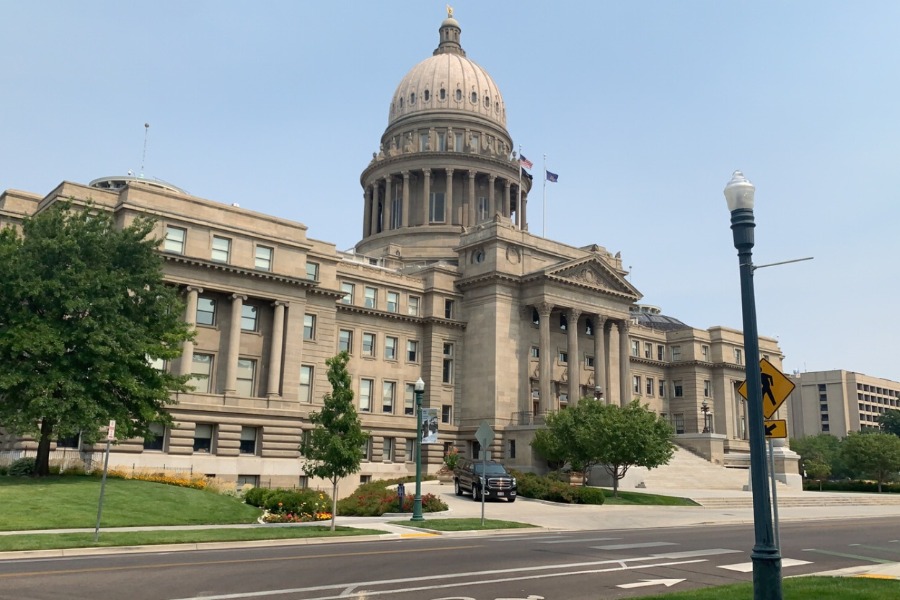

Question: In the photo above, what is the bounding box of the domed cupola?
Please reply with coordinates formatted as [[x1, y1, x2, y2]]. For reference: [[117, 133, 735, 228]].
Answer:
[[356, 11, 531, 265]]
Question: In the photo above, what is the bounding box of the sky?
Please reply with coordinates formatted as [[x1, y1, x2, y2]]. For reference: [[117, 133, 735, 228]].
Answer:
[[2, 1, 899, 382]]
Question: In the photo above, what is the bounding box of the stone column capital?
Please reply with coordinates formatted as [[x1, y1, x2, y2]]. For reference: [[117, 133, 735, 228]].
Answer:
[[617, 318, 630, 333], [537, 302, 554, 317], [230, 294, 247, 303], [567, 307, 582, 321], [423, 168, 432, 177]]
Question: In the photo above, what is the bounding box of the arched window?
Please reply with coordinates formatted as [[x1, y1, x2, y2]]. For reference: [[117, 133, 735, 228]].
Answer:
[[424, 89, 430, 102], [484, 95, 490, 108], [585, 318, 594, 336], [410, 92, 416, 105], [399, 97, 404, 108], [560, 314, 568, 331], [440, 88, 446, 101], [455, 89, 462, 101], [471, 91, 478, 104], [532, 309, 540, 325]]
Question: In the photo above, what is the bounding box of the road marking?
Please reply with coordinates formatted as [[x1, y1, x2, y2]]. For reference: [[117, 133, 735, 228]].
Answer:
[[617, 578, 685, 589], [803, 548, 895, 564], [719, 558, 811, 573], [592, 542, 678, 550], [650, 548, 742, 559], [487, 535, 568, 542], [849, 544, 900, 555], [539, 537, 622, 544]]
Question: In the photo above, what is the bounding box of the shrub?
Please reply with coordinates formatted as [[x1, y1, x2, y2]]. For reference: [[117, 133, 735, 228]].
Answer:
[[244, 486, 275, 508], [0, 465, 8, 476], [337, 477, 448, 516], [573, 486, 605, 505], [511, 470, 604, 504], [9, 457, 36, 477], [244, 487, 333, 522]]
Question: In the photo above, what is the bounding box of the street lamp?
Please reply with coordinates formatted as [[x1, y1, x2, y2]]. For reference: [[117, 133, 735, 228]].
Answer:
[[411, 377, 425, 522], [594, 385, 604, 403], [700, 400, 710, 433], [724, 170, 782, 599]]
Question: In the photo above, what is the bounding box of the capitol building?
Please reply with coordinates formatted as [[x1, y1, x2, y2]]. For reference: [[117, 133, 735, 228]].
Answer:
[[0, 13, 784, 489]]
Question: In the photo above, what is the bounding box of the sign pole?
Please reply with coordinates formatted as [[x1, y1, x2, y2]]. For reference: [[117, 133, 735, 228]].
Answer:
[[767, 438, 780, 549], [93, 420, 115, 542]]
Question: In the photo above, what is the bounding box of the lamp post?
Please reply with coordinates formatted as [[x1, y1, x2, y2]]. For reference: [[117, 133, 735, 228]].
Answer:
[[724, 171, 782, 599], [411, 377, 425, 522], [700, 400, 711, 433]]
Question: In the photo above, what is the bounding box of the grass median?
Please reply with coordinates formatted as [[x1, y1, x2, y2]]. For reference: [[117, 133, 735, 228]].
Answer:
[[640, 576, 898, 599]]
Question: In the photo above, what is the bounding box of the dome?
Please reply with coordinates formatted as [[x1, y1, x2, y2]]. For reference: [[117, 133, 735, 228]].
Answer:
[[387, 17, 506, 129]]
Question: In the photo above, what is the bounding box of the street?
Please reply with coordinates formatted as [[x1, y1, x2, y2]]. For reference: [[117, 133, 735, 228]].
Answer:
[[0, 517, 897, 600]]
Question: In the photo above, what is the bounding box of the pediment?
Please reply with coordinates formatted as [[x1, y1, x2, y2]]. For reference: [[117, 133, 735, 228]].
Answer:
[[544, 257, 640, 299]]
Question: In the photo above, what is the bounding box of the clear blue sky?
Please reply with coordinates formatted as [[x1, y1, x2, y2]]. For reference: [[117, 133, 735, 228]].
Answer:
[[3, 1, 898, 382]]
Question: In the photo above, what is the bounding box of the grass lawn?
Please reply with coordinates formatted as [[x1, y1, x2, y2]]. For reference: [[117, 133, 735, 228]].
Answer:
[[390, 518, 535, 531], [640, 576, 899, 599], [0, 476, 261, 530], [602, 489, 698, 506]]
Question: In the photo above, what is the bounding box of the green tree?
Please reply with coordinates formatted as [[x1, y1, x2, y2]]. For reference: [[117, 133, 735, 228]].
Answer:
[[299, 352, 369, 531], [877, 409, 900, 437], [0, 201, 193, 476], [841, 431, 900, 493], [790, 433, 849, 481]]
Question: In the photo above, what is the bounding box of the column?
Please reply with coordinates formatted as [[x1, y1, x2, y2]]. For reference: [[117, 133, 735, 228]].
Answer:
[[362, 189, 371, 238], [521, 192, 528, 230], [488, 175, 496, 218], [266, 301, 286, 399], [468, 170, 476, 225], [369, 184, 379, 236], [593, 314, 607, 403], [383, 176, 393, 231], [567, 308, 582, 405], [445, 168, 454, 225], [538, 302, 553, 415], [603, 319, 613, 404], [617, 320, 631, 407], [224, 294, 246, 394], [401, 171, 410, 227], [178, 286, 202, 376], [503, 180, 512, 218], [422, 169, 431, 225]]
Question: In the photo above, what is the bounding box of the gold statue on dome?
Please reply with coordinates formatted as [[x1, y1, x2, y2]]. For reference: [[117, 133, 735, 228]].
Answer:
[[447, 5, 453, 18]]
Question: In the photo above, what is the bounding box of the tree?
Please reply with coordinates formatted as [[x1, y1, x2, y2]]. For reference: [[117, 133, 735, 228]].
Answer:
[[299, 352, 369, 531], [790, 433, 847, 483], [877, 409, 900, 437], [841, 431, 900, 493], [0, 201, 193, 476]]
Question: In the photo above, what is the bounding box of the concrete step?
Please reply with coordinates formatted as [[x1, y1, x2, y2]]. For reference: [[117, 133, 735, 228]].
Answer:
[[696, 494, 900, 508]]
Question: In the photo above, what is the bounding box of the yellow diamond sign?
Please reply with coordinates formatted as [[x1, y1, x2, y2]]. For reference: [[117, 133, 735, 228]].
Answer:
[[737, 358, 796, 419]]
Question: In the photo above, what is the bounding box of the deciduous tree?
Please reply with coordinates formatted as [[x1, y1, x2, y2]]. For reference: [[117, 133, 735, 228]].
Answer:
[[877, 409, 900, 437], [0, 201, 193, 476], [841, 431, 900, 493]]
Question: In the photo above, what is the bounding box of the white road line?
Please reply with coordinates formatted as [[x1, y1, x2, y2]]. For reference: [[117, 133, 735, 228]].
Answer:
[[719, 558, 812, 573], [539, 537, 622, 544], [650, 548, 743, 559], [592, 542, 678, 550]]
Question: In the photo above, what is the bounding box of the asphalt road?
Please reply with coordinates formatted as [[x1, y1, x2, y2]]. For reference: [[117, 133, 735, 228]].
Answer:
[[0, 517, 898, 600]]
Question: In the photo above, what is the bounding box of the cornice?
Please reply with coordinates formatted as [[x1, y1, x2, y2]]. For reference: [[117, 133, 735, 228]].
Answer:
[[161, 254, 317, 288], [337, 303, 425, 324], [455, 271, 522, 290]]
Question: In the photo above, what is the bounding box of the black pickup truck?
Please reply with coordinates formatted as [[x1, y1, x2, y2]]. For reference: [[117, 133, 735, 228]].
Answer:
[[453, 458, 517, 502]]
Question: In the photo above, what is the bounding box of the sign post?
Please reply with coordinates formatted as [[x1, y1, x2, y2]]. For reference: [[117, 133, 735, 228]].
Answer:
[[475, 422, 494, 526], [93, 420, 115, 542]]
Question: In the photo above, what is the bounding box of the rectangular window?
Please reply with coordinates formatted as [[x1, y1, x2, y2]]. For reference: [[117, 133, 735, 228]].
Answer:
[[197, 296, 216, 326], [364, 286, 377, 309], [558, 351, 568, 364], [383, 437, 395, 462], [734, 348, 743, 365], [386, 291, 400, 313], [674, 380, 684, 397], [671, 346, 682, 361], [442, 404, 452, 424], [338, 329, 353, 354], [644, 342, 652, 359], [646, 377, 654, 396], [454, 132, 464, 152], [442, 343, 454, 384], [303, 314, 316, 340], [255, 245, 273, 271], [673, 414, 685, 435], [241, 304, 258, 332], [408, 296, 420, 316], [404, 383, 415, 415], [704, 380, 711, 398], [340, 282, 355, 305], [407, 339, 419, 362], [444, 299, 455, 319], [56, 433, 80, 449], [143, 423, 166, 451], [211, 235, 231, 263], [239, 426, 258, 455], [193, 423, 215, 453], [631, 340, 640, 357], [585, 355, 595, 368], [165, 225, 186, 253], [659, 379, 666, 398], [238, 474, 259, 488], [362, 332, 376, 357], [477, 196, 488, 221], [657, 345, 665, 361], [299, 365, 313, 403], [419, 132, 429, 151], [359, 379, 373, 412], [429, 192, 446, 223], [189, 353, 214, 393], [508, 439, 516, 459], [382, 381, 395, 413], [633, 375, 641, 394], [361, 438, 372, 461], [305, 261, 319, 281], [701, 345, 710, 361], [406, 438, 416, 462], [437, 131, 446, 151], [385, 336, 398, 360], [530, 346, 540, 359], [236, 358, 256, 397]]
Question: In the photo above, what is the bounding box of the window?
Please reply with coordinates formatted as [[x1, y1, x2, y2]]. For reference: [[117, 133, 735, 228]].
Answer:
[[674, 380, 684, 397], [407, 340, 419, 362], [148, 356, 167, 372], [630, 340, 639, 357], [408, 296, 420, 316], [442, 404, 452, 424], [193, 424, 215, 453], [382, 381, 396, 413], [704, 380, 711, 398], [189, 353, 214, 393], [359, 379, 373, 412], [299, 365, 313, 403], [387, 291, 399, 313], [361, 438, 372, 461], [362, 332, 376, 357], [305, 261, 319, 281], [338, 329, 353, 354], [364, 286, 377, 309], [255, 245, 273, 271], [341, 282, 355, 305], [734, 348, 743, 365], [477, 196, 488, 221], [585, 355, 595, 368], [383, 437, 395, 462], [237, 475, 259, 488], [455, 132, 464, 151], [508, 439, 516, 459], [657, 345, 665, 361], [211, 235, 231, 263], [405, 438, 416, 461], [442, 343, 454, 384], [430, 192, 446, 222], [240, 427, 258, 455], [646, 377, 654, 396], [673, 414, 685, 435], [444, 299, 455, 319], [585, 318, 594, 336], [197, 297, 216, 326], [405, 383, 415, 415], [164, 225, 186, 253], [659, 379, 666, 397], [701, 345, 710, 362], [532, 308, 540, 325], [241, 304, 258, 332], [143, 423, 166, 451], [437, 131, 446, 151], [558, 351, 568, 364], [303, 314, 316, 341], [671, 346, 682, 361], [633, 375, 641, 394], [236, 358, 256, 396], [385, 336, 398, 360], [56, 433, 80, 449], [530, 346, 540, 359]]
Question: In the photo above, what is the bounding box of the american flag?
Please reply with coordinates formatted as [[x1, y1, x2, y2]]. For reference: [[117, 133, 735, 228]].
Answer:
[[519, 154, 533, 169]]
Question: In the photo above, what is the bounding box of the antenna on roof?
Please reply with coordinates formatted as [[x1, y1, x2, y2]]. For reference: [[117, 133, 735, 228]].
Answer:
[[140, 123, 150, 177]]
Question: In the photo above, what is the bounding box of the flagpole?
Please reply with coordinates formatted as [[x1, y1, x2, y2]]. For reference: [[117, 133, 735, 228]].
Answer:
[[542, 154, 547, 237], [517, 146, 522, 229]]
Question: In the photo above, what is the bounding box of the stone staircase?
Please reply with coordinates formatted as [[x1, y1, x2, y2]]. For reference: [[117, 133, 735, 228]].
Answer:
[[626, 446, 753, 491]]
